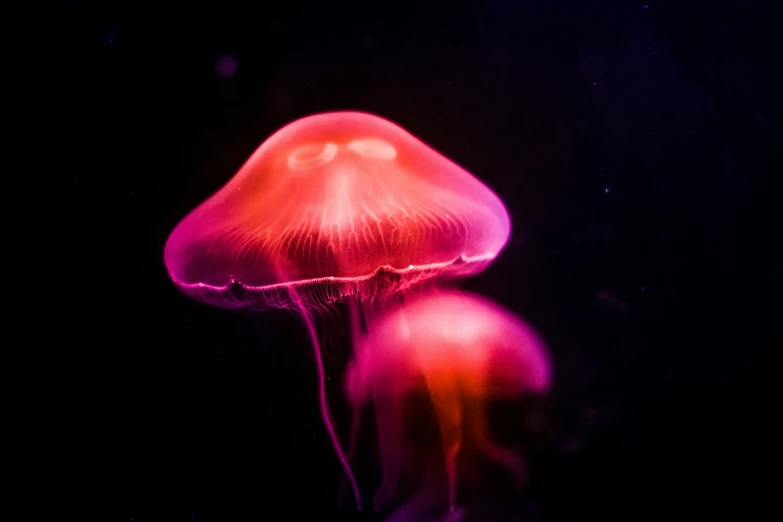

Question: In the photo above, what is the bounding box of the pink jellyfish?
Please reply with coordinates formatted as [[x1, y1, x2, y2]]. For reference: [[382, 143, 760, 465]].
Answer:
[[345, 289, 551, 519], [164, 111, 510, 510]]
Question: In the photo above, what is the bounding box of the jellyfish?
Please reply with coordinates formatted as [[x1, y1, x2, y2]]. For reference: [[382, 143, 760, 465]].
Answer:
[[345, 289, 551, 519], [164, 111, 511, 510]]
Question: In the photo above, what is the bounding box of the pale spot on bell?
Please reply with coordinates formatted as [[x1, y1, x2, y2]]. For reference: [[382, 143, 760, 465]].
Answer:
[[288, 142, 338, 171], [347, 138, 397, 160]]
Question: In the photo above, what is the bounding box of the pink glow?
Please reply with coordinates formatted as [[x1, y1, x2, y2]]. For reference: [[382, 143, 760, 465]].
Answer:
[[164, 113, 513, 514], [345, 290, 551, 516], [215, 54, 238, 79], [164, 111, 510, 309]]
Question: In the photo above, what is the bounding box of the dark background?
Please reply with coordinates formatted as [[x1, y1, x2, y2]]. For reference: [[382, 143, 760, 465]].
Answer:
[[66, 1, 775, 520]]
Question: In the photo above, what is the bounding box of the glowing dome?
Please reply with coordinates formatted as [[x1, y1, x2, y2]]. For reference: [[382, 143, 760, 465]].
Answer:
[[164, 111, 510, 307]]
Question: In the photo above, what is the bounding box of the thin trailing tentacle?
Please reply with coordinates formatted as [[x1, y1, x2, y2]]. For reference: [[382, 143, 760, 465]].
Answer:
[[299, 302, 363, 511]]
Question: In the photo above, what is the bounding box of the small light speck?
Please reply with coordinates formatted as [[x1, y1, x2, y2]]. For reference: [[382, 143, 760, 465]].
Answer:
[[642, 4, 649, 8], [104, 27, 118, 45], [641, 286, 646, 291], [604, 186, 611, 194], [552, 249, 556, 254]]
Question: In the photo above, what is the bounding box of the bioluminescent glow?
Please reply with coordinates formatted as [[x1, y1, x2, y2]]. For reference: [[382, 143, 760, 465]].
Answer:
[[164, 112, 512, 513], [164, 111, 510, 310], [345, 290, 551, 517]]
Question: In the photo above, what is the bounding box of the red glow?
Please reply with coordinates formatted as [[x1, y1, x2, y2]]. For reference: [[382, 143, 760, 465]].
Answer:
[[164, 111, 510, 308], [345, 290, 550, 515]]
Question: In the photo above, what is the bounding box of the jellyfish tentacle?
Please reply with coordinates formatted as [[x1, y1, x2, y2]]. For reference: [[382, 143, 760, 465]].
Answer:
[[347, 295, 370, 368], [424, 373, 463, 513], [338, 295, 369, 508], [336, 404, 362, 508], [299, 305, 363, 511], [465, 394, 528, 488], [373, 389, 405, 512], [356, 295, 369, 333], [442, 507, 467, 522]]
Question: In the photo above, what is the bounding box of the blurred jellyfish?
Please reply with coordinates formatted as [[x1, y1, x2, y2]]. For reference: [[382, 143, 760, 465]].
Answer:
[[164, 112, 510, 510], [215, 54, 238, 79], [345, 290, 551, 519]]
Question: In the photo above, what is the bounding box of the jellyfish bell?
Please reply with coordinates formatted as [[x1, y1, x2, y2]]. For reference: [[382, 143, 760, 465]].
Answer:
[[163, 112, 512, 513], [347, 291, 550, 401], [345, 290, 551, 517], [164, 111, 510, 310], [346, 289, 551, 412]]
